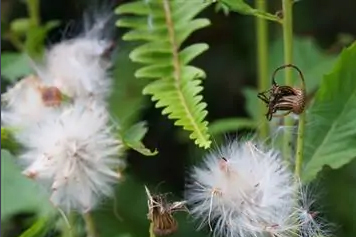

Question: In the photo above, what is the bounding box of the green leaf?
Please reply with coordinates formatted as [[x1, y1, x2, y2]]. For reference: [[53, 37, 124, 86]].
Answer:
[[1, 149, 54, 220], [19, 217, 54, 237], [269, 36, 338, 92], [1, 127, 20, 153], [209, 118, 256, 135], [116, 0, 212, 149], [220, 0, 280, 22], [302, 42, 356, 182], [109, 44, 148, 129], [24, 20, 60, 58], [120, 122, 158, 156], [10, 18, 31, 35], [1, 53, 33, 82]]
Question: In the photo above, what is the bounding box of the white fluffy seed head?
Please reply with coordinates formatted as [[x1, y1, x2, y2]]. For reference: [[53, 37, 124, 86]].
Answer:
[[185, 140, 299, 237], [1, 75, 57, 129], [37, 14, 115, 101], [297, 183, 333, 237], [18, 100, 125, 212]]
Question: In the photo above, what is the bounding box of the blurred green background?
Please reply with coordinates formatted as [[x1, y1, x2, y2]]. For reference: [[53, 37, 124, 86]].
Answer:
[[1, 0, 356, 237]]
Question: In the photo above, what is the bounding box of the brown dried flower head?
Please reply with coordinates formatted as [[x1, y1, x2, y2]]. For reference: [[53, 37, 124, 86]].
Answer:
[[257, 64, 306, 120], [145, 186, 188, 236]]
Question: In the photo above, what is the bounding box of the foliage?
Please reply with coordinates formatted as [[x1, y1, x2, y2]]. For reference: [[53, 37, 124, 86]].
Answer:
[[2, 0, 356, 237], [116, 0, 212, 149], [269, 36, 338, 92], [302, 42, 356, 182], [1, 150, 54, 220], [219, 0, 280, 22], [110, 46, 158, 156], [1, 53, 34, 82]]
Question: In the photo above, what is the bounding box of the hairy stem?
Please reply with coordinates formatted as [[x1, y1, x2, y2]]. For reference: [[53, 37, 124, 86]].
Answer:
[[255, 0, 270, 140], [295, 109, 305, 176], [282, 0, 294, 162], [83, 212, 97, 237], [295, 72, 306, 176]]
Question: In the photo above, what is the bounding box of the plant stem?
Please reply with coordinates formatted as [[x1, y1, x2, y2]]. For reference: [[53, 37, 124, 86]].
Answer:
[[255, 0, 270, 140], [295, 110, 305, 176], [26, 0, 40, 26], [149, 222, 156, 237], [83, 212, 97, 237], [282, 0, 294, 162]]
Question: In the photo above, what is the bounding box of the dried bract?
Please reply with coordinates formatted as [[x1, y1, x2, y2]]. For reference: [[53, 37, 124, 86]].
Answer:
[[258, 64, 306, 120], [145, 186, 187, 236]]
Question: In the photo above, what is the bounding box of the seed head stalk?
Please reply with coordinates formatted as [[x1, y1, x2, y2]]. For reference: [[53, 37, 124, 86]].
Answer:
[[149, 222, 156, 237], [256, 0, 270, 140], [282, 0, 294, 164], [83, 212, 97, 237]]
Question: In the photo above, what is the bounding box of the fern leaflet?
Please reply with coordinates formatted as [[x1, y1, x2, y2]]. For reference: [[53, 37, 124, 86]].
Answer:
[[116, 0, 212, 148]]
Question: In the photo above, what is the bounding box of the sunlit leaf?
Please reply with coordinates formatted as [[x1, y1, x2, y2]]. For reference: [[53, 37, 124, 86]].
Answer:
[[302, 42, 356, 182]]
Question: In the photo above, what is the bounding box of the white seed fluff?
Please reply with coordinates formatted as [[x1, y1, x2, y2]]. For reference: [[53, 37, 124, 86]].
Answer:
[[185, 140, 299, 237], [18, 100, 124, 212], [38, 18, 114, 101], [1, 75, 56, 130]]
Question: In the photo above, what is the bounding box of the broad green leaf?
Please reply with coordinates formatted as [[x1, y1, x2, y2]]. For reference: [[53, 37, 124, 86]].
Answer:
[[220, 0, 280, 22], [1, 53, 33, 82], [269, 36, 337, 92], [1, 150, 54, 220], [302, 42, 356, 182], [209, 118, 256, 135]]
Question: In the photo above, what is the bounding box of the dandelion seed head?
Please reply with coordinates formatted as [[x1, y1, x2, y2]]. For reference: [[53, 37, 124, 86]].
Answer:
[[42, 36, 113, 100], [18, 100, 125, 212], [185, 140, 298, 237], [1, 75, 58, 129], [297, 183, 333, 237]]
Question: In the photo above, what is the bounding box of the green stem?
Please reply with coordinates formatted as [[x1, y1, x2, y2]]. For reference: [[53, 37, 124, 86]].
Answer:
[[282, 0, 294, 162], [295, 110, 305, 176], [26, 0, 40, 26], [149, 222, 156, 237], [255, 0, 270, 140], [83, 212, 97, 237]]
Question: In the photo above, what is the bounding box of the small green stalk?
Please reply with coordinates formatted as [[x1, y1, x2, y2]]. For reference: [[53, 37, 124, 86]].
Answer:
[[255, 0, 270, 140], [149, 222, 156, 237], [83, 212, 97, 237], [26, 0, 40, 26], [282, 0, 294, 162], [295, 110, 305, 176]]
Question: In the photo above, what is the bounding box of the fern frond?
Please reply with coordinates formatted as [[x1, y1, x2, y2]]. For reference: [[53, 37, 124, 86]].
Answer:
[[116, 0, 212, 148]]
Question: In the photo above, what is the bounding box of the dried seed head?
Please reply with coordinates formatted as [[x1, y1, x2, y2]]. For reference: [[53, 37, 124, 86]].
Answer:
[[257, 64, 306, 120], [145, 186, 187, 236]]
